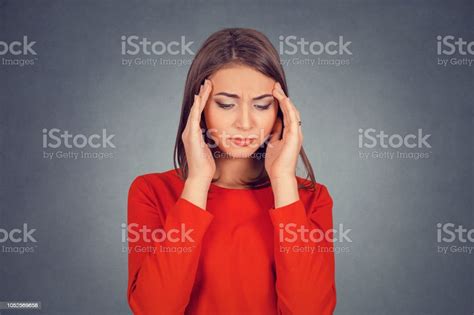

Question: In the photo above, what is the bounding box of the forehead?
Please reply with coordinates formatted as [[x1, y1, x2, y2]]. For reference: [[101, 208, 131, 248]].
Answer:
[[209, 64, 275, 95]]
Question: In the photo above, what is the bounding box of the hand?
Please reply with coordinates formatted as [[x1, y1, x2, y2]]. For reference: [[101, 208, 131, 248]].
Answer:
[[181, 79, 215, 182], [265, 82, 303, 182]]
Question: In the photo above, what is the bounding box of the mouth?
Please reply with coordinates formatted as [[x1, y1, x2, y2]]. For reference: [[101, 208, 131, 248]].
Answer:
[[230, 136, 257, 147]]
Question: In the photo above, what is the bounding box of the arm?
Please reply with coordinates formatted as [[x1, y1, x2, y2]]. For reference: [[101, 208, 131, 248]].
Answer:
[[269, 178, 337, 315], [127, 176, 213, 315]]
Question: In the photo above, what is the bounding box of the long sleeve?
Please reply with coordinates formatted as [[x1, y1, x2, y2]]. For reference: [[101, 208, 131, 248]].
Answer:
[[127, 176, 214, 315], [269, 184, 336, 315]]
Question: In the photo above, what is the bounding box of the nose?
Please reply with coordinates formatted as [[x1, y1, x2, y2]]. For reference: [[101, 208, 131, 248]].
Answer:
[[235, 104, 252, 131]]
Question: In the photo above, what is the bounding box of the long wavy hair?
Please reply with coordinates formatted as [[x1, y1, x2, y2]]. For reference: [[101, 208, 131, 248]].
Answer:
[[173, 28, 316, 191]]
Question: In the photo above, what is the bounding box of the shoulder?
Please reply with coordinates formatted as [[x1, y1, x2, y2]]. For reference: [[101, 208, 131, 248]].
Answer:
[[128, 168, 184, 200]]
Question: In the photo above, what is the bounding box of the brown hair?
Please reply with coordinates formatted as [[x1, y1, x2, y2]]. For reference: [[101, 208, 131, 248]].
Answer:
[[173, 28, 316, 191]]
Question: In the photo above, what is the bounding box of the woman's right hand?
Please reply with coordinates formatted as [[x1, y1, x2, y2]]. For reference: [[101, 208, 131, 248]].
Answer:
[[181, 79, 215, 183]]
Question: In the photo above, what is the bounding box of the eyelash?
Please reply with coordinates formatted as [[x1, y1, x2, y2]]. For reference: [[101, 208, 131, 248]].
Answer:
[[216, 102, 272, 110]]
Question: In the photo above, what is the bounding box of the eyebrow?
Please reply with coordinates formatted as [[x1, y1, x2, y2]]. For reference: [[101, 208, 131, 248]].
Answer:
[[214, 92, 273, 101]]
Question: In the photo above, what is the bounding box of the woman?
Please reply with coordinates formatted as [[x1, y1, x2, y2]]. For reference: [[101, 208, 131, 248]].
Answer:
[[127, 28, 336, 315]]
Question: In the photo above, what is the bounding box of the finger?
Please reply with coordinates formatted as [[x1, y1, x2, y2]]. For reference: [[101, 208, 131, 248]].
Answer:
[[293, 104, 303, 142], [191, 94, 209, 147], [287, 97, 301, 127], [294, 109, 303, 144], [192, 80, 212, 144], [184, 94, 196, 126], [288, 97, 300, 122], [182, 95, 197, 143], [272, 83, 290, 129], [285, 97, 303, 145], [284, 96, 303, 143], [273, 83, 297, 134], [272, 83, 302, 147], [269, 117, 283, 145], [188, 94, 202, 130], [272, 83, 290, 143], [285, 98, 299, 132], [199, 79, 213, 112]]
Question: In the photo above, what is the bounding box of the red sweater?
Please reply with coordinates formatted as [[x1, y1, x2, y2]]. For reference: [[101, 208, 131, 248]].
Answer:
[[127, 169, 336, 315]]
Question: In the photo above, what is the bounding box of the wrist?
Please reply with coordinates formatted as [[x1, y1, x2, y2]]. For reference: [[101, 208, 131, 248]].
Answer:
[[186, 176, 212, 186], [269, 174, 297, 186], [182, 177, 211, 210], [270, 176, 299, 208]]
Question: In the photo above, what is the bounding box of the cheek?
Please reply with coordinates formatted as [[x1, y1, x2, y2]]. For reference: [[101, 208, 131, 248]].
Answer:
[[256, 110, 278, 135], [204, 107, 222, 130], [204, 107, 229, 138]]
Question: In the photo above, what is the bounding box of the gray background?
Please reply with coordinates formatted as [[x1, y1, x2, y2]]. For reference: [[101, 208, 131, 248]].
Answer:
[[0, 0, 472, 314]]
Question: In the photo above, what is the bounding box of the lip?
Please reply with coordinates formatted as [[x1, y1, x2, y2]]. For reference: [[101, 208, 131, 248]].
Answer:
[[230, 137, 256, 147]]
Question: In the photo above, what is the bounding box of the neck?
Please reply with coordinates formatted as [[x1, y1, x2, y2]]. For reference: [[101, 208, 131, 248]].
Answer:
[[213, 155, 263, 188]]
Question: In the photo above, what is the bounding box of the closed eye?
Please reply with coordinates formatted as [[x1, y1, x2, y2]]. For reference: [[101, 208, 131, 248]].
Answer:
[[216, 102, 235, 109], [254, 103, 272, 110]]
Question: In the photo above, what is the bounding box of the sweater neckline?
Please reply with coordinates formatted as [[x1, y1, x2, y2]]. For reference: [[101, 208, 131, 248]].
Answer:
[[209, 182, 273, 193], [167, 168, 273, 193]]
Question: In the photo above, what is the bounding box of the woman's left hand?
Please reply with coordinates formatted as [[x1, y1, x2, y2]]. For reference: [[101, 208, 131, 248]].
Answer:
[[265, 82, 303, 182]]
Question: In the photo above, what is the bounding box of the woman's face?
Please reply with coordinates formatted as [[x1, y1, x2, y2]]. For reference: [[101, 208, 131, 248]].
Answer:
[[203, 64, 278, 158]]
